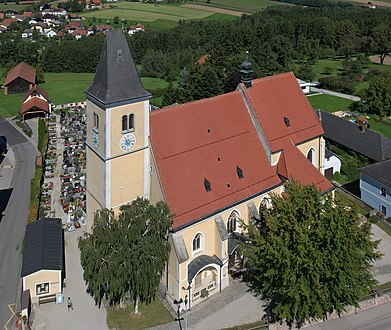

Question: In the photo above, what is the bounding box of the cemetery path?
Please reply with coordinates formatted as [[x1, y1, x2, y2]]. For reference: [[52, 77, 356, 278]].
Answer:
[[0, 116, 37, 328]]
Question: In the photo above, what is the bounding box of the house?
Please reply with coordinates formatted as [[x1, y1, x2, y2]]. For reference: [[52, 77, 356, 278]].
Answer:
[[42, 14, 58, 24], [0, 26, 6, 33], [85, 0, 101, 9], [21, 85, 51, 119], [45, 28, 59, 38], [95, 24, 113, 34], [5, 9, 17, 17], [296, 78, 313, 94], [85, 30, 333, 310], [3, 62, 36, 96], [22, 11, 33, 18], [360, 159, 391, 217], [68, 13, 82, 20], [30, 23, 46, 35], [71, 29, 87, 39], [22, 29, 33, 38], [361, 2, 376, 9], [65, 21, 84, 33], [21, 218, 65, 304], [1, 18, 18, 28], [42, 8, 67, 17], [318, 110, 391, 163], [0, 13, 4, 20], [128, 23, 144, 35]]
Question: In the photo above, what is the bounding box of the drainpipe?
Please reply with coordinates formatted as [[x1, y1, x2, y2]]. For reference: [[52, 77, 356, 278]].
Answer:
[[219, 264, 222, 292]]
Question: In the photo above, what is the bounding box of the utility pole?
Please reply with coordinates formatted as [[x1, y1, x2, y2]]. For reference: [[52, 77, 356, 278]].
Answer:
[[174, 299, 184, 330]]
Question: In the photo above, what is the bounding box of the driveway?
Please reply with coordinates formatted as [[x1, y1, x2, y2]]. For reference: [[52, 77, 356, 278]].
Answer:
[[0, 116, 36, 329], [30, 230, 107, 330]]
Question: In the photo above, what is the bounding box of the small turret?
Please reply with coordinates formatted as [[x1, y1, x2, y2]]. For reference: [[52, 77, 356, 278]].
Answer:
[[240, 57, 254, 88]]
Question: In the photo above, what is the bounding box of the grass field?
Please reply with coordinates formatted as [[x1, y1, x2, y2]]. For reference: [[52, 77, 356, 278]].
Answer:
[[193, 0, 283, 13], [307, 94, 354, 113], [106, 299, 173, 330], [83, 2, 213, 21], [81, 1, 242, 31], [0, 2, 32, 11], [0, 72, 169, 118]]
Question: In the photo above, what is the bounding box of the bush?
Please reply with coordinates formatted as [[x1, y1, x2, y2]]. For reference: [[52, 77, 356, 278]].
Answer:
[[319, 76, 355, 94], [15, 119, 33, 137], [369, 215, 379, 224]]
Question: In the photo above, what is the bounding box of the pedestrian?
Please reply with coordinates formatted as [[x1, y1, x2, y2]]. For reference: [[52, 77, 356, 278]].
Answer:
[[67, 297, 73, 312]]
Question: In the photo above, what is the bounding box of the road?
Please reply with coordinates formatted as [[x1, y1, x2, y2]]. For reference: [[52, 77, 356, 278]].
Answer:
[[306, 301, 391, 330], [0, 117, 36, 328]]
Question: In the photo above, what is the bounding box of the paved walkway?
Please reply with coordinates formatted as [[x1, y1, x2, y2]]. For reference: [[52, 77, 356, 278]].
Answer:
[[150, 279, 265, 330], [309, 87, 361, 102], [30, 114, 107, 330], [6, 118, 39, 153], [371, 224, 391, 285]]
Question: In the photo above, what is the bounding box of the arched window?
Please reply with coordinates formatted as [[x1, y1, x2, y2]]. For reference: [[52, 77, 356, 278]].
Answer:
[[122, 115, 128, 132], [193, 233, 202, 252], [129, 114, 134, 131], [227, 210, 239, 233], [307, 148, 315, 165]]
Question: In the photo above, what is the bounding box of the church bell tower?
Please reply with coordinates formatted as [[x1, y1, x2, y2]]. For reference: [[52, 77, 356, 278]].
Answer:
[[85, 30, 151, 231]]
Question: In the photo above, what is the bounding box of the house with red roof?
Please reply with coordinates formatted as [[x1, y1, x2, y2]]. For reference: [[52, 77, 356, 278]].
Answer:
[[21, 85, 51, 119], [85, 31, 333, 310], [3, 62, 36, 95], [128, 23, 144, 35], [71, 29, 87, 39]]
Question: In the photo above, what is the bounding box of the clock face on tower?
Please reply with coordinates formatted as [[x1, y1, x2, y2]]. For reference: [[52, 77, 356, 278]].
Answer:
[[120, 133, 136, 151], [92, 132, 99, 148]]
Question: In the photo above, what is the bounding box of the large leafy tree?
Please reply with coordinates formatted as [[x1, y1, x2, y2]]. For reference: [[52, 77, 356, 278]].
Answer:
[[359, 74, 391, 117], [244, 181, 381, 328], [79, 198, 172, 313]]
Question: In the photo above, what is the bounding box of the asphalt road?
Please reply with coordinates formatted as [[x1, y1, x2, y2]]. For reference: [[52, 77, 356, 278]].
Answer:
[[0, 117, 36, 328], [306, 301, 391, 330]]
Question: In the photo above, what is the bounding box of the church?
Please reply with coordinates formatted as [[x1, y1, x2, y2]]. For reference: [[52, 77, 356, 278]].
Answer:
[[85, 30, 333, 309]]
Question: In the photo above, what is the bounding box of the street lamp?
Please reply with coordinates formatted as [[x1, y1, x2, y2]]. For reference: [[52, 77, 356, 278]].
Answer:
[[173, 298, 184, 330], [184, 295, 188, 330], [182, 282, 192, 310]]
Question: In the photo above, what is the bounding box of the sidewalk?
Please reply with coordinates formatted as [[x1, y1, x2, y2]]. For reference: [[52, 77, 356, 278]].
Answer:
[[0, 144, 15, 189], [5, 118, 39, 153], [150, 278, 265, 330], [309, 87, 361, 102]]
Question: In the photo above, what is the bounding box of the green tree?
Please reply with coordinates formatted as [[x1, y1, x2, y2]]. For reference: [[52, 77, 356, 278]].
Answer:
[[359, 74, 391, 117], [36, 66, 45, 83], [78, 198, 172, 313], [297, 63, 315, 82], [371, 23, 391, 65], [243, 181, 381, 328]]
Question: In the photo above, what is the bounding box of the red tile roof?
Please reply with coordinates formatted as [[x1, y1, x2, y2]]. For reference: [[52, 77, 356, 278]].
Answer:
[[23, 85, 48, 102], [0, 13, 4, 20], [277, 140, 333, 192], [241, 72, 324, 152], [4, 62, 36, 86], [1, 18, 18, 27], [21, 97, 49, 115], [71, 29, 87, 36], [150, 91, 281, 229], [22, 11, 32, 17]]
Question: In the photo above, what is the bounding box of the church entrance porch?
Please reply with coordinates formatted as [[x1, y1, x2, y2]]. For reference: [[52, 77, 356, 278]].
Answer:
[[192, 266, 218, 302], [187, 255, 229, 308]]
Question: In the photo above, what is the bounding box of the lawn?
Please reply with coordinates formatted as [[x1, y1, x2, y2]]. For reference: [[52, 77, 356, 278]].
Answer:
[[0, 72, 169, 118], [106, 299, 173, 330], [193, 0, 284, 12], [307, 94, 354, 113], [307, 94, 391, 139], [83, 2, 214, 21], [0, 2, 32, 11]]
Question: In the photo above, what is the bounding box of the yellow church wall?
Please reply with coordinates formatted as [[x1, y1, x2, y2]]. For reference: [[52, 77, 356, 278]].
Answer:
[[110, 151, 145, 209], [150, 151, 165, 205], [109, 102, 147, 158], [86, 192, 103, 232], [271, 151, 282, 166], [23, 270, 62, 303], [167, 241, 179, 300], [86, 148, 105, 206], [296, 138, 321, 169], [86, 100, 106, 156]]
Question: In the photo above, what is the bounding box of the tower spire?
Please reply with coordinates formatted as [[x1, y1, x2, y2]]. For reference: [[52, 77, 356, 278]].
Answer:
[[86, 29, 150, 108], [240, 52, 254, 88]]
